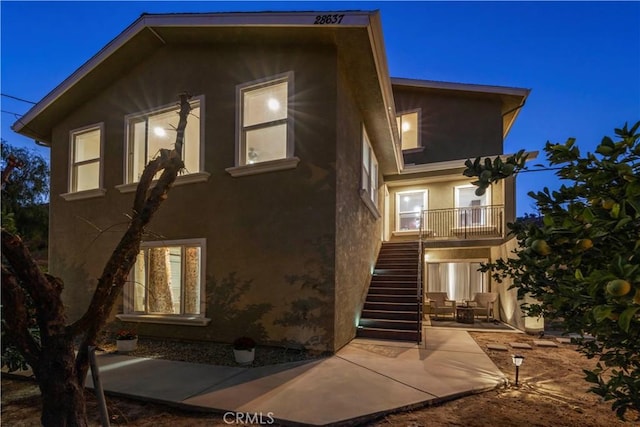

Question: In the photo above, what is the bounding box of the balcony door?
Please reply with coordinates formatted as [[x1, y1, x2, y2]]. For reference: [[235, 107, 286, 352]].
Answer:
[[455, 185, 491, 227]]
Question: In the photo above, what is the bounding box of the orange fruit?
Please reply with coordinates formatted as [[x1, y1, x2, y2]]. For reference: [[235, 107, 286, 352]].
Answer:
[[531, 239, 551, 256], [606, 279, 632, 297], [576, 239, 593, 250]]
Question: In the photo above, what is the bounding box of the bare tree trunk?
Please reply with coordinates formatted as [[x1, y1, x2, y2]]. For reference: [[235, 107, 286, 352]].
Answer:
[[37, 336, 87, 426]]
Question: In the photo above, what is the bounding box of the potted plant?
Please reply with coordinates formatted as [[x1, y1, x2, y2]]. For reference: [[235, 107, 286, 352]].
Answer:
[[115, 329, 138, 353], [232, 336, 256, 365]]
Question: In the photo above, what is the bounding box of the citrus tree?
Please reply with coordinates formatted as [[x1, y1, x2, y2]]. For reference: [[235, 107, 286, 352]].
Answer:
[[464, 121, 639, 419]]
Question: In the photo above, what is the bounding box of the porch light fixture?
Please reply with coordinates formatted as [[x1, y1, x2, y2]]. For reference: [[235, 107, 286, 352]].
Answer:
[[512, 354, 524, 386], [153, 126, 167, 137]]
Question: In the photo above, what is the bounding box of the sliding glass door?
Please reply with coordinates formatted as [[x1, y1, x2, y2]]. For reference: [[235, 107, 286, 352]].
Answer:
[[426, 261, 487, 302]]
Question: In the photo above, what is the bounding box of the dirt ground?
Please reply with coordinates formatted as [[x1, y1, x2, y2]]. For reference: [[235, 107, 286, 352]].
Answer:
[[2, 332, 636, 426]]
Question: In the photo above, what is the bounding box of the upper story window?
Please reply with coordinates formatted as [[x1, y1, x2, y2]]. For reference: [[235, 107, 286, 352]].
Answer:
[[237, 72, 293, 166], [125, 97, 202, 183], [70, 124, 103, 193], [126, 239, 206, 317], [396, 190, 427, 231], [361, 128, 379, 206], [396, 110, 420, 151], [455, 184, 491, 226]]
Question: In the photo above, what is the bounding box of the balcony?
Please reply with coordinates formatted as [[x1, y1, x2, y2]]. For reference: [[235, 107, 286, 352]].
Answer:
[[420, 205, 504, 240]]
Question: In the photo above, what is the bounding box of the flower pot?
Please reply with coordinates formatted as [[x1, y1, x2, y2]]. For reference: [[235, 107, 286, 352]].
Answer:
[[116, 338, 138, 353], [233, 348, 255, 365]]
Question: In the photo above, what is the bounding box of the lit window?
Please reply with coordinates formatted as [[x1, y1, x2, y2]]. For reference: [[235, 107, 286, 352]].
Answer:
[[238, 73, 292, 166], [455, 185, 491, 226], [396, 190, 427, 231], [361, 128, 379, 205], [70, 125, 102, 192], [396, 111, 419, 150], [126, 98, 202, 183], [127, 239, 205, 316]]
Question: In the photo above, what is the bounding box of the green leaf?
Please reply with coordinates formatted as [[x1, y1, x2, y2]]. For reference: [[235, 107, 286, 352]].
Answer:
[[618, 307, 640, 333], [593, 305, 614, 322]]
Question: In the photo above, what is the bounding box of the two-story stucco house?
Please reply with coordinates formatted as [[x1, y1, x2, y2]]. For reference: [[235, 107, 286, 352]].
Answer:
[[12, 10, 532, 352]]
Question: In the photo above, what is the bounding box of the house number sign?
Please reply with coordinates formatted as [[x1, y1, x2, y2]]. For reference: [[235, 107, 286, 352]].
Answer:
[[313, 14, 345, 24]]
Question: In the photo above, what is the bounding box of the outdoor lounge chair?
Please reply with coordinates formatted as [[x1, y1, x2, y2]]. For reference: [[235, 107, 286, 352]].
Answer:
[[467, 292, 498, 320], [425, 292, 455, 319]]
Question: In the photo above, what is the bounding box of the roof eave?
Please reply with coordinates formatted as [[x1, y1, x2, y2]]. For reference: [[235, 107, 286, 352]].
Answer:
[[12, 11, 379, 142]]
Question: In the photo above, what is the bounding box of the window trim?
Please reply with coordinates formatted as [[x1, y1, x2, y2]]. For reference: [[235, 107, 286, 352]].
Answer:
[[123, 95, 205, 184], [120, 238, 209, 325], [396, 108, 422, 152], [395, 189, 428, 233], [361, 126, 380, 217], [63, 123, 105, 199], [230, 71, 295, 175]]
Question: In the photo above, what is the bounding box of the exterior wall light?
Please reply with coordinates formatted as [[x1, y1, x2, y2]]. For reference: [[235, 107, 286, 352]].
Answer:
[[512, 354, 525, 386]]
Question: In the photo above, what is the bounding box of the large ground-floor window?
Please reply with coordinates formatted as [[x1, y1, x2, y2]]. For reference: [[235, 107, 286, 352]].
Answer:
[[426, 261, 487, 302], [126, 239, 205, 316]]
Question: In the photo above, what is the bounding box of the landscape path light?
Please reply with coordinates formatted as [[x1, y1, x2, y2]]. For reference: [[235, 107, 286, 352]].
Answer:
[[512, 354, 525, 386]]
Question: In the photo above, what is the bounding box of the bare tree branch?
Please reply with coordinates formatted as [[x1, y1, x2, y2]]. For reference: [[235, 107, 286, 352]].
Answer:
[[70, 93, 192, 384], [1, 266, 41, 371], [1, 231, 64, 320]]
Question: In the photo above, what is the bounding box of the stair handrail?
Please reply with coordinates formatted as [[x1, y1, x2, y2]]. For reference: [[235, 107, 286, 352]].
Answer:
[[417, 210, 424, 344]]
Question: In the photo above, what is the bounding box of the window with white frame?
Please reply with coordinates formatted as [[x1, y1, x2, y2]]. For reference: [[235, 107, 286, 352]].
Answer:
[[361, 128, 379, 205], [127, 239, 205, 316], [70, 125, 102, 192], [455, 184, 491, 226], [396, 111, 419, 151], [126, 97, 202, 183], [237, 73, 292, 166], [396, 190, 427, 231]]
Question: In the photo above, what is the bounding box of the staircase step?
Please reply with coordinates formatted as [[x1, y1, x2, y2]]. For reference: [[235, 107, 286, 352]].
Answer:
[[356, 241, 422, 344], [359, 318, 418, 330], [372, 273, 418, 280], [356, 327, 419, 342], [373, 269, 419, 276], [361, 309, 419, 321], [365, 294, 417, 303], [363, 301, 418, 311], [371, 279, 419, 285], [368, 287, 416, 296]]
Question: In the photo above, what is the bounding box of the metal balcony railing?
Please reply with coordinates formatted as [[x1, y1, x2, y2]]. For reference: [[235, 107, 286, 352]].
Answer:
[[420, 205, 504, 240]]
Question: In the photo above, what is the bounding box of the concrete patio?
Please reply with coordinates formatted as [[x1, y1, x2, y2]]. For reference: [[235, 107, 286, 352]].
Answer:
[[82, 328, 506, 426]]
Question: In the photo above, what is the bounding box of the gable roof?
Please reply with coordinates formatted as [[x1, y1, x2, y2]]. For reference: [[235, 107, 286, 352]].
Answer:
[[12, 10, 403, 174]]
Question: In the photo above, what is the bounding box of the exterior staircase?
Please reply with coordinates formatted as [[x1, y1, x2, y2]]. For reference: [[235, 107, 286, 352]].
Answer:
[[357, 241, 422, 342]]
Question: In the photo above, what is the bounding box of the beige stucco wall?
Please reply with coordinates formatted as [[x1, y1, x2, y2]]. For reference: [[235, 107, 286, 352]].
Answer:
[[387, 177, 505, 234], [48, 43, 344, 350], [490, 238, 544, 332], [333, 63, 383, 351]]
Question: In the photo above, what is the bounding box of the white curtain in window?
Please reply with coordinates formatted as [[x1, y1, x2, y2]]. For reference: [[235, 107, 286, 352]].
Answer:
[[427, 262, 486, 302]]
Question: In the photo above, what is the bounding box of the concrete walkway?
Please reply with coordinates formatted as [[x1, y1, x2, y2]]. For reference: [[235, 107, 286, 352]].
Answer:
[[82, 329, 505, 426]]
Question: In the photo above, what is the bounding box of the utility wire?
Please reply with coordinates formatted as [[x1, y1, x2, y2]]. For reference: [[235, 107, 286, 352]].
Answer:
[[1, 109, 23, 117], [1, 93, 36, 105]]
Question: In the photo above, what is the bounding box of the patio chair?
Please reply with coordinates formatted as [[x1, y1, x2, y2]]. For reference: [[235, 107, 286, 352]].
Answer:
[[425, 292, 455, 319], [467, 292, 498, 320]]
